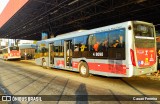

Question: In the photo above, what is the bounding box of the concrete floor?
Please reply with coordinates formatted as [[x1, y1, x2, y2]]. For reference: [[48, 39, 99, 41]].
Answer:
[[0, 60, 159, 104]]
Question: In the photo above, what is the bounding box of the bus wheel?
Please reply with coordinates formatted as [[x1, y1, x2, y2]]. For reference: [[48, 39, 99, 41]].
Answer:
[[79, 62, 89, 77], [42, 59, 47, 69]]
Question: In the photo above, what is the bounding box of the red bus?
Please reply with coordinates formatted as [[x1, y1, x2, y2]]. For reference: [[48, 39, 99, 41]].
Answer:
[[0, 46, 21, 60]]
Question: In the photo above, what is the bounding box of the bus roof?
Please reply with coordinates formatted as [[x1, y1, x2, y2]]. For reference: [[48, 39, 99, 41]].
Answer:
[[53, 21, 132, 40], [19, 44, 36, 49], [40, 21, 154, 43]]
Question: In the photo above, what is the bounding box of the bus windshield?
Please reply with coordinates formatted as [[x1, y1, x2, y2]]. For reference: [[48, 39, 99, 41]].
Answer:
[[134, 24, 154, 37], [134, 24, 155, 48]]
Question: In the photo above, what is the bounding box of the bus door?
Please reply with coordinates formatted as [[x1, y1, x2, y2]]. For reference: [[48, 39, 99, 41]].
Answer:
[[64, 40, 72, 68], [49, 43, 54, 67]]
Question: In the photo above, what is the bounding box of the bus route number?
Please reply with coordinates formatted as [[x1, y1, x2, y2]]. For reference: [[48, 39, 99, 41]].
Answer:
[[93, 52, 103, 56]]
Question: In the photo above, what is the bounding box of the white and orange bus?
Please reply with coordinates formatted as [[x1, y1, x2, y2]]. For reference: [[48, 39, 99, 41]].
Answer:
[[35, 21, 157, 77], [0, 46, 21, 60]]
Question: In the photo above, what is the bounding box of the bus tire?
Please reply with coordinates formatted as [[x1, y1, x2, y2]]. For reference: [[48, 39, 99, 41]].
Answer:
[[79, 62, 90, 77], [42, 59, 47, 69]]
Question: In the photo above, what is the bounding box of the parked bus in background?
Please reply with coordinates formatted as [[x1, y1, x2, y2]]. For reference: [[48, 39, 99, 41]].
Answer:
[[19, 44, 36, 60], [35, 21, 157, 77], [156, 36, 160, 76], [156, 36, 160, 64], [34, 40, 49, 68], [0, 46, 21, 60]]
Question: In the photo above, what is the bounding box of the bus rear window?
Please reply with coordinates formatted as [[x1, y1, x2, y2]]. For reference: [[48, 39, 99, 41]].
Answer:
[[133, 23, 155, 48], [133, 24, 154, 37]]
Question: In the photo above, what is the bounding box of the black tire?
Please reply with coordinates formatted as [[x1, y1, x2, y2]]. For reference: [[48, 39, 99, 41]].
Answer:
[[79, 62, 90, 77]]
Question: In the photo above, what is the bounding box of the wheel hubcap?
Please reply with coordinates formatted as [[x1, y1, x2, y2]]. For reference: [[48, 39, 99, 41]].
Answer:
[[43, 62, 46, 66], [81, 65, 86, 75]]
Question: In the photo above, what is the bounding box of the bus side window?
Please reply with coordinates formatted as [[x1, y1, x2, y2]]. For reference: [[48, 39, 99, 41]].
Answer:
[[108, 28, 125, 60], [92, 32, 109, 52], [53, 40, 64, 57], [88, 34, 96, 51], [112, 40, 121, 48], [41, 47, 45, 53]]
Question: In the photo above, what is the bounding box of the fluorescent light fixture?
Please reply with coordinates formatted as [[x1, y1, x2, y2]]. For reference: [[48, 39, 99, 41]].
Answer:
[[68, 0, 79, 5], [38, 17, 43, 21], [50, 10, 58, 14], [29, 23, 32, 25], [136, 0, 146, 3]]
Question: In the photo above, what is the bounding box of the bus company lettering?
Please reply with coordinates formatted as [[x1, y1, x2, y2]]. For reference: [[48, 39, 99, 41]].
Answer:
[[93, 52, 103, 56], [137, 50, 144, 54], [12, 96, 42, 101]]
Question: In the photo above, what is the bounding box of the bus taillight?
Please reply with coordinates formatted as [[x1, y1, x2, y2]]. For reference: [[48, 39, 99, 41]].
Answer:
[[130, 49, 136, 66]]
